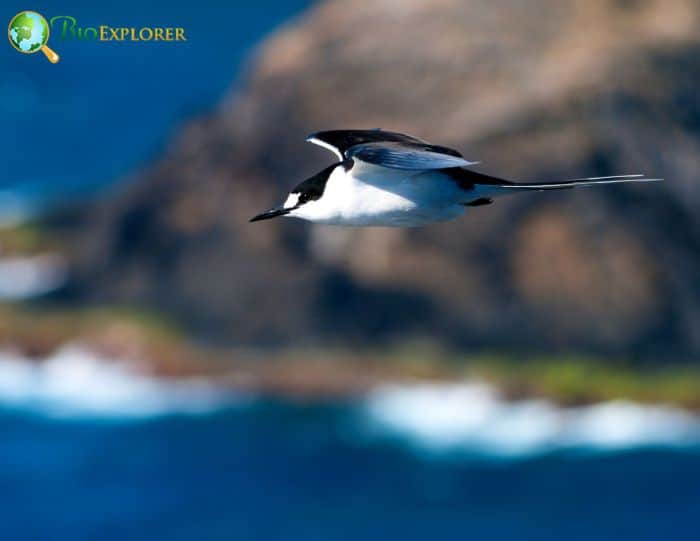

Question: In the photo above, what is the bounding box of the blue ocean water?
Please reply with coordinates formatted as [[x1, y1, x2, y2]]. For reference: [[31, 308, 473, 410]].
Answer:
[[1, 1, 309, 215], [1, 401, 699, 541]]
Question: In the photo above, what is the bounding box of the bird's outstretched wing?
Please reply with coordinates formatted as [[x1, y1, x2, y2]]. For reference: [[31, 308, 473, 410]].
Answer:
[[306, 129, 428, 160], [347, 142, 475, 170], [306, 129, 476, 170]]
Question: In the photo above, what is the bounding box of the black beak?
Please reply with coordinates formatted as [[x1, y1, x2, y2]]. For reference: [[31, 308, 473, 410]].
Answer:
[[249, 206, 290, 223]]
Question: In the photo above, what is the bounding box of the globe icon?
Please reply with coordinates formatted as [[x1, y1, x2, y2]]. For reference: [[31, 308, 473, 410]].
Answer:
[[8, 11, 59, 63]]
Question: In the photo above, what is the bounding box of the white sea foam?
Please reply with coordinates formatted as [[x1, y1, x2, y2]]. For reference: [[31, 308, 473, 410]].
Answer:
[[364, 382, 700, 457], [2, 345, 697, 456], [0, 345, 240, 419], [0, 254, 66, 299]]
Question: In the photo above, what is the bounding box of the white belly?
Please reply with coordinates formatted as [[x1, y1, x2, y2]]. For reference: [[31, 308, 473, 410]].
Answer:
[[301, 166, 467, 227]]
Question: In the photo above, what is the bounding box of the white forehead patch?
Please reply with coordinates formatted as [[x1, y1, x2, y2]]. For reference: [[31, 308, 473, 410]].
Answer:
[[284, 193, 301, 208]]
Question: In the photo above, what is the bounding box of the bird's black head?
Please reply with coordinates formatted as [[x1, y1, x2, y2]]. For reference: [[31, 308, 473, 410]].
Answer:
[[250, 163, 337, 222]]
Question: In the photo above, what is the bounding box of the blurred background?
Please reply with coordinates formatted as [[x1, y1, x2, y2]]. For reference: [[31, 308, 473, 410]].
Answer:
[[2, 0, 700, 539]]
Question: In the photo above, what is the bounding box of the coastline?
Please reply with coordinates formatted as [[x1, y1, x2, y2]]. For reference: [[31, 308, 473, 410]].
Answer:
[[0, 343, 698, 459], [1, 302, 698, 410]]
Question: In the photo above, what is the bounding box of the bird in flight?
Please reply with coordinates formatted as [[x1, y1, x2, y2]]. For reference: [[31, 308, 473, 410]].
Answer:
[[250, 129, 661, 227]]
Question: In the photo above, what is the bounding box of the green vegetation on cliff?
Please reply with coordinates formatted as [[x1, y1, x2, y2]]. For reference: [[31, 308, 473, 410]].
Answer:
[[2, 303, 698, 408]]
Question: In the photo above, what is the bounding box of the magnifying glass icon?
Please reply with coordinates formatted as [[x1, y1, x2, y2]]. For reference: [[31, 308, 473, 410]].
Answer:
[[8, 11, 60, 64]]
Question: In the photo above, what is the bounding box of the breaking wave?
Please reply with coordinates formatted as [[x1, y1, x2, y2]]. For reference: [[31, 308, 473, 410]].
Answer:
[[363, 382, 700, 457], [0, 345, 241, 420], [1, 345, 698, 459]]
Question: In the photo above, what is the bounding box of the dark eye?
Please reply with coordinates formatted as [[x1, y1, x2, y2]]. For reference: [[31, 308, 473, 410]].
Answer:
[[299, 191, 318, 204]]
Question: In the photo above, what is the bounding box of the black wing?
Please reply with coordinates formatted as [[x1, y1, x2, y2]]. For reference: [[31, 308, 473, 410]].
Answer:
[[347, 142, 474, 170], [307, 129, 448, 156], [306, 129, 474, 170]]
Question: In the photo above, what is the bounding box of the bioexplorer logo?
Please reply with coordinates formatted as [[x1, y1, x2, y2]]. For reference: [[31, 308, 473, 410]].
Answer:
[[50, 16, 187, 43], [8, 11, 186, 63]]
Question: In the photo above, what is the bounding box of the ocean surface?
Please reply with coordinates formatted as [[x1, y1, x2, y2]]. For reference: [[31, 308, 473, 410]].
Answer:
[[0, 346, 699, 541]]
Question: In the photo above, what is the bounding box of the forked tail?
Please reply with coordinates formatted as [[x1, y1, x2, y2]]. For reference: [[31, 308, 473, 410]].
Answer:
[[496, 174, 662, 190], [450, 169, 663, 206]]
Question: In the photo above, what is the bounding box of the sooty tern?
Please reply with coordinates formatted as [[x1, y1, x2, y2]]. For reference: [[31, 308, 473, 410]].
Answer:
[[250, 129, 661, 227]]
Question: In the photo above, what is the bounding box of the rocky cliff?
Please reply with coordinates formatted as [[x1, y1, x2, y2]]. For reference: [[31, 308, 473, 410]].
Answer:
[[60, 0, 700, 359]]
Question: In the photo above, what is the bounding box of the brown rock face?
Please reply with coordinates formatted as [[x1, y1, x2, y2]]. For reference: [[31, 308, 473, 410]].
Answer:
[[62, 0, 700, 358]]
